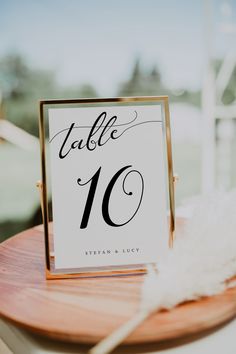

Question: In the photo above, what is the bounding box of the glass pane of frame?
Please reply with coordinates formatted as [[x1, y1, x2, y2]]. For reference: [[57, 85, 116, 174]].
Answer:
[[39, 96, 175, 279]]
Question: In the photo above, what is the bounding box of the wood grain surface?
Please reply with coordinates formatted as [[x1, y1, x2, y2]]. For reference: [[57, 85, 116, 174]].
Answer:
[[0, 221, 236, 344]]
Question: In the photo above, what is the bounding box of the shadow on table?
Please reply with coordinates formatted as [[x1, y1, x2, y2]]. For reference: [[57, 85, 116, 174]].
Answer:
[[27, 317, 235, 353]]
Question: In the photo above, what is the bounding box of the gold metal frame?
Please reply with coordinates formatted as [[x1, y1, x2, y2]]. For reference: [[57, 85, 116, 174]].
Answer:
[[38, 96, 175, 279]]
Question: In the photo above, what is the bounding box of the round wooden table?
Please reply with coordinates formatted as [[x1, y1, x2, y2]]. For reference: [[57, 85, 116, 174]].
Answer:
[[1, 222, 236, 346]]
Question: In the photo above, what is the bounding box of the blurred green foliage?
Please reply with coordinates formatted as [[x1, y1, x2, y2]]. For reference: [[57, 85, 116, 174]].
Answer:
[[214, 59, 236, 105], [0, 54, 98, 136], [118, 58, 201, 106], [0, 54, 201, 138]]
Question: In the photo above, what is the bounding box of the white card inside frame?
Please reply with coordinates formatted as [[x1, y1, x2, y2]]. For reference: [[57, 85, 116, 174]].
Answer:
[[39, 97, 175, 279]]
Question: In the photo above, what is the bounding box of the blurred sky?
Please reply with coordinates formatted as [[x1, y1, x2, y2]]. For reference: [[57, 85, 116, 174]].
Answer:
[[0, 0, 235, 94]]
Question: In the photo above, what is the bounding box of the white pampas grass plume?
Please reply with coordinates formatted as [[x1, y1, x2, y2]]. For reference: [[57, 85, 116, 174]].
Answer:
[[89, 191, 236, 354]]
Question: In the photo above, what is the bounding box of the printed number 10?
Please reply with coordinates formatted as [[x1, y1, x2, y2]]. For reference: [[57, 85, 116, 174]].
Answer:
[[77, 165, 144, 229]]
